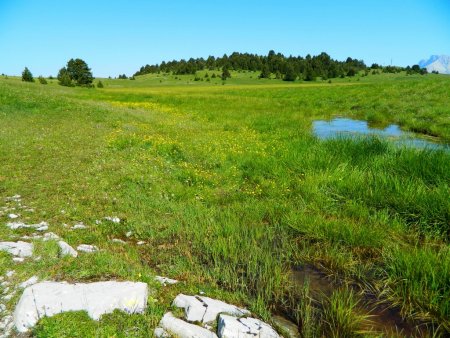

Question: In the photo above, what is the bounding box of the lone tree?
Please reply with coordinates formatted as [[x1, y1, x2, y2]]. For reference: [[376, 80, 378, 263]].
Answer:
[[58, 58, 93, 87], [22, 67, 34, 82]]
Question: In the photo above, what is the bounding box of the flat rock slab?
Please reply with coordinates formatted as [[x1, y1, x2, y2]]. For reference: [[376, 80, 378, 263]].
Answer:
[[218, 314, 280, 338], [77, 244, 98, 253], [6, 221, 48, 230], [173, 294, 250, 323], [158, 312, 218, 338], [0, 241, 33, 257], [13, 281, 148, 332]]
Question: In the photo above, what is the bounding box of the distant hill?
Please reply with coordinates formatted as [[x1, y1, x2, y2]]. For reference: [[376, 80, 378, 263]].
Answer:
[[419, 55, 450, 74]]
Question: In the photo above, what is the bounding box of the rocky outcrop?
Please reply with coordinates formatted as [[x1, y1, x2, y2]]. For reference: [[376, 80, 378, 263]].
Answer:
[[13, 281, 148, 333], [0, 241, 33, 258], [157, 312, 218, 338], [173, 294, 250, 323], [218, 314, 280, 338], [154, 295, 280, 338]]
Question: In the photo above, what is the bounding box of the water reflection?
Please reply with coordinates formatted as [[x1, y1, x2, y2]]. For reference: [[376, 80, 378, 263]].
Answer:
[[313, 118, 448, 150]]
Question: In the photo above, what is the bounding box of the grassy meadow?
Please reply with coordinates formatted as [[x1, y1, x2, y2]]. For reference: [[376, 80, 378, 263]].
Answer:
[[0, 71, 449, 337]]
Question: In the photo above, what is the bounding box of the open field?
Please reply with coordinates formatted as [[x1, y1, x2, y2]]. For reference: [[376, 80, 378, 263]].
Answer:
[[0, 72, 449, 337]]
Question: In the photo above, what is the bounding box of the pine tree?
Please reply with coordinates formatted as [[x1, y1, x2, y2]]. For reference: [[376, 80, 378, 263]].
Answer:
[[57, 67, 74, 87], [22, 67, 34, 82], [66, 58, 94, 86], [259, 65, 271, 79], [283, 65, 297, 81], [221, 66, 231, 80]]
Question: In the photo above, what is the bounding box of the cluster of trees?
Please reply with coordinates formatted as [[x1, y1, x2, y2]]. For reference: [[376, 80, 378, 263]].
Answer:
[[57, 58, 93, 87], [134, 51, 368, 81]]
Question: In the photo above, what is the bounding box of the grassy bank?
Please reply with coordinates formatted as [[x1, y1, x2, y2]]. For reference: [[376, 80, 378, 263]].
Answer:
[[0, 72, 449, 337]]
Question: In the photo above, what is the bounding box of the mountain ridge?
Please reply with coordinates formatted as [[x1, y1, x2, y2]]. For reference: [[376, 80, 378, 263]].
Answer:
[[419, 55, 450, 74]]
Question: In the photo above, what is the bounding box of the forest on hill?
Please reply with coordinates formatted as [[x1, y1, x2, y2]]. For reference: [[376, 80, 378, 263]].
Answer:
[[133, 51, 426, 81]]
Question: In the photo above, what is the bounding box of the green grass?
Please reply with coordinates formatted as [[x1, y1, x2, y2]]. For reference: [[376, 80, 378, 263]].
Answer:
[[0, 71, 449, 337]]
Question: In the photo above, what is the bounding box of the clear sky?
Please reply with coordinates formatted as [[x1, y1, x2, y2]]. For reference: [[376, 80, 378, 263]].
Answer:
[[0, 0, 449, 77]]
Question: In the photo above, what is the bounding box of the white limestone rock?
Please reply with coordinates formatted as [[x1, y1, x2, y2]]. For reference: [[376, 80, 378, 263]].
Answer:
[[104, 216, 120, 224], [19, 276, 39, 289], [159, 312, 218, 338], [173, 294, 250, 323], [13, 281, 148, 333], [72, 223, 87, 230], [217, 314, 280, 338], [155, 276, 178, 286], [112, 238, 126, 244], [6, 221, 48, 231], [154, 327, 171, 338], [43, 232, 60, 241], [0, 241, 33, 258], [8, 214, 19, 219], [77, 244, 98, 253], [5, 271, 15, 278], [58, 241, 78, 257]]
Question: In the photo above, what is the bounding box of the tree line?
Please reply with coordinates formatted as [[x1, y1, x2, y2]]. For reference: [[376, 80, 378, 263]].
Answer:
[[134, 51, 430, 81], [134, 51, 370, 81]]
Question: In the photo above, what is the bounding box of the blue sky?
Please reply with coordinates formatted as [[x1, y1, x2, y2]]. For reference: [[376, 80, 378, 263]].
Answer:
[[0, 0, 449, 77]]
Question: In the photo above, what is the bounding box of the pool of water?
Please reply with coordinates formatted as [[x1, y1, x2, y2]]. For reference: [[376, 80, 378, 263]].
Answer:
[[313, 118, 448, 150]]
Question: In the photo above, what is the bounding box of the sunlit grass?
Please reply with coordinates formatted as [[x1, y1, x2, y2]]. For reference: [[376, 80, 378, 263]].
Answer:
[[0, 72, 449, 336]]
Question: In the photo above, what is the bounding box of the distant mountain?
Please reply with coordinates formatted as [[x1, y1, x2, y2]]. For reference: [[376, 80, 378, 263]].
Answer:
[[418, 55, 450, 74]]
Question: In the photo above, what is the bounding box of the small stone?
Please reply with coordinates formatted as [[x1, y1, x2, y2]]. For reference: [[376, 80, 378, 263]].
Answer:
[[72, 223, 87, 230], [19, 276, 39, 289], [13, 257, 25, 263], [218, 314, 280, 338], [8, 214, 19, 219], [104, 216, 120, 224], [112, 239, 126, 244], [0, 304, 6, 312], [137, 241, 146, 245], [155, 276, 178, 286], [158, 312, 218, 338], [43, 232, 60, 241], [36, 225, 49, 232], [0, 315, 12, 330], [125, 231, 132, 238], [77, 244, 98, 253], [2, 292, 15, 301], [6, 222, 27, 230], [6, 271, 15, 278], [58, 241, 78, 257]]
